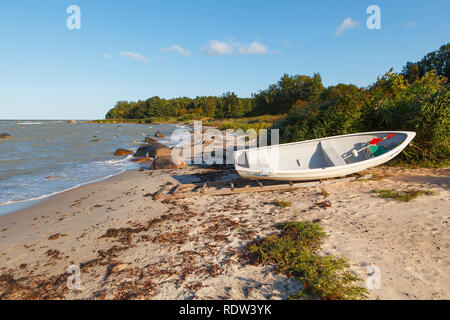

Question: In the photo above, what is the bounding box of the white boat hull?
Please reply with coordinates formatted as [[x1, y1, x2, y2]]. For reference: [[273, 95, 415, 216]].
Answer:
[[234, 131, 416, 181]]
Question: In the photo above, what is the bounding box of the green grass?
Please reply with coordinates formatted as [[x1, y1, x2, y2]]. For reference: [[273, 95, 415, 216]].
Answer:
[[90, 114, 285, 130], [246, 221, 368, 300], [274, 200, 292, 209], [218, 121, 273, 132], [210, 115, 285, 132], [372, 188, 436, 202]]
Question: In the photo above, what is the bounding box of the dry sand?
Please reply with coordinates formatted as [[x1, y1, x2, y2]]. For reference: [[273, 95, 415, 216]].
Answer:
[[0, 166, 448, 300]]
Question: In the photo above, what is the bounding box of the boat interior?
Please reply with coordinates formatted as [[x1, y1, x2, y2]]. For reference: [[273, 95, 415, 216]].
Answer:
[[236, 132, 408, 171]]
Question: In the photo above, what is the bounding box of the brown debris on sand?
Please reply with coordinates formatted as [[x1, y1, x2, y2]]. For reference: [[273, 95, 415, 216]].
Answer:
[[0, 166, 448, 300], [48, 233, 67, 240]]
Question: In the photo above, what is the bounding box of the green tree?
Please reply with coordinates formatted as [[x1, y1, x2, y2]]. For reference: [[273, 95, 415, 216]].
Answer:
[[201, 96, 217, 117], [402, 43, 450, 83], [252, 73, 325, 115], [221, 92, 244, 118]]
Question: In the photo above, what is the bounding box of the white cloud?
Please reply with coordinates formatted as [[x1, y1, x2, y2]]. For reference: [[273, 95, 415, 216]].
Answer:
[[202, 39, 273, 56], [119, 51, 150, 63], [202, 40, 235, 56], [404, 21, 416, 29], [335, 17, 360, 36], [103, 54, 112, 59], [160, 45, 191, 56], [238, 41, 268, 55]]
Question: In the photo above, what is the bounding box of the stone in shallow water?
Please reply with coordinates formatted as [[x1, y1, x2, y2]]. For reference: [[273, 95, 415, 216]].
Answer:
[[114, 148, 133, 156], [134, 142, 172, 158], [0, 133, 12, 139], [130, 157, 149, 163]]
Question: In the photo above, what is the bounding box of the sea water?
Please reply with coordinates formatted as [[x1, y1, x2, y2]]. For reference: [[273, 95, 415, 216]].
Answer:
[[0, 120, 189, 215]]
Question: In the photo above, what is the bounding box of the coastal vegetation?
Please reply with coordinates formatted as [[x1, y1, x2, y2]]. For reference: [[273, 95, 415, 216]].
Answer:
[[372, 188, 436, 202], [402, 43, 450, 83], [104, 43, 450, 167], [247, 221, 368, 300], [274, 70, 449, 167], [211, 115, 283, 132], [105, 93, 253, 120]]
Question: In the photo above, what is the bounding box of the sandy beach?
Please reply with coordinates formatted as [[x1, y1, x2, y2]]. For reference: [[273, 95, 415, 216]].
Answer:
[[0, 163, 448, 300]]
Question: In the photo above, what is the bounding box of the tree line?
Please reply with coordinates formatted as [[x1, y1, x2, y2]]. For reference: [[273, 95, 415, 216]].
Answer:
[[106, 93, 253, 120], [105, 42, 449, 122]]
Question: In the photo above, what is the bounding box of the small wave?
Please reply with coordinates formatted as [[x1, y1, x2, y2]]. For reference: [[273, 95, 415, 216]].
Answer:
[[0, 169, 127, 209], [0, 122, 183, 212], [0, 155, 135, 206], [15, 121, 44, 125], [101, 154, 135, 165], [45, 175, 68, 181], [164, 125, 191, 148]]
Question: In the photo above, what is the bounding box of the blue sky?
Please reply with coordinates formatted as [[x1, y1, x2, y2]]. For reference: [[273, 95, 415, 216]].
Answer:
[[0, 0, 449, 119]]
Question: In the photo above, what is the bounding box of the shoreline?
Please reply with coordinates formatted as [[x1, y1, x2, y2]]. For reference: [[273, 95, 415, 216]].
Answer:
[[0, 169, 129, 217], [0, 120, 224, 218], [0, 169, 143, 224], [0, 121, 192, 216]]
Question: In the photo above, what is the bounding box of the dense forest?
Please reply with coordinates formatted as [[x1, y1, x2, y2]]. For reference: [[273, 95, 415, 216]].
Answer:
[[105, 43, 449, 166]]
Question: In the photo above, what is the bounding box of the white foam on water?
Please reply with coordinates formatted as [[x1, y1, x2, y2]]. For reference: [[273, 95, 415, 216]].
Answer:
[[0, 169, 127, 215], [0, 122, 186, 215], [164, 125, 191, 148], [15, 121, 45, 125]]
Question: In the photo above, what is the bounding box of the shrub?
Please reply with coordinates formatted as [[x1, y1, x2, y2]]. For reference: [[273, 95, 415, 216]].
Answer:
[[247, 221, 368, 300], [274, 71, 450, 167]]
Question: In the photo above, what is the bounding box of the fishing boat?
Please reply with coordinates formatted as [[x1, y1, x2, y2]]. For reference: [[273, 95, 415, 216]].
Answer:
[[234, 131, 416, 181]]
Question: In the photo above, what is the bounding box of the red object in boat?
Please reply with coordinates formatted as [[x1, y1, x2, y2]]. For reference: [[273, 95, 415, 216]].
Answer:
[[369, 133, 396, 145]]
